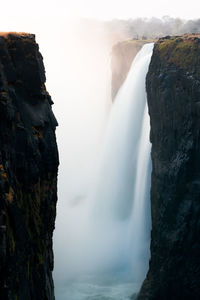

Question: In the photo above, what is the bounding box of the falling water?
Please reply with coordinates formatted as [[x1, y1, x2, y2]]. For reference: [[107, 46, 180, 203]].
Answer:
[[54, 43, 154, 300], [89, 42, 154, 280]]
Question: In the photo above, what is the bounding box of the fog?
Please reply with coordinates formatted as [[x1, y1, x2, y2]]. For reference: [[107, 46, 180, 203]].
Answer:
[[51, 19, 114, 287], [1, 13, 200, 298], [50, 17, 200, 298], [104, 16, 200, 39], [51, 21, 153, 300]]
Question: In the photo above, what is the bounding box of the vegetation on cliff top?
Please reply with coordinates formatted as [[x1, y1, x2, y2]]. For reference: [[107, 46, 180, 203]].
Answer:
[[0, 32, 34, 38], [155, 34, 200, 73]]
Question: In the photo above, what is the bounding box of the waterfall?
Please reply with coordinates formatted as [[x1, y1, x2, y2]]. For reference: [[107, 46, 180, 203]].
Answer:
[[88, 43, 154, 279], [54, 43, 154, 300]]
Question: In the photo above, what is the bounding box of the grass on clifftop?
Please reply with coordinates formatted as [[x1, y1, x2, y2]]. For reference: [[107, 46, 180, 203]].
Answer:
[[156, 34, 200, 71]]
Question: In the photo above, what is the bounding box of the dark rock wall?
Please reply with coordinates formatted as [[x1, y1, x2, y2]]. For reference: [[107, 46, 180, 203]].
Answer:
[[0, 33, 59, 300], [138, 34, 200, 300]]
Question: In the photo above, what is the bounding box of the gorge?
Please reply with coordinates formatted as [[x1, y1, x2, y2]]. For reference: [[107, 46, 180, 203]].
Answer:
[[54, 42, 154, 300], [0, 31, 200, 300]]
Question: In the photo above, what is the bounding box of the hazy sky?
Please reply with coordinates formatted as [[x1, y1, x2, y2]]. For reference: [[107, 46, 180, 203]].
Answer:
[[1, 0, 200, 20]]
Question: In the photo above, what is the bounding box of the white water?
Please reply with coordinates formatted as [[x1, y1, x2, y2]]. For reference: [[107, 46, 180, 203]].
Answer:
[[55, 43, 154, 300]]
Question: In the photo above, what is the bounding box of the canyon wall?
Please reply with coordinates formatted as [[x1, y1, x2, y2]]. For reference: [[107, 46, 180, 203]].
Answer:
[[0, 33, 58, 300], [138, 34, 200, 300], [111, 40, 147, 100]]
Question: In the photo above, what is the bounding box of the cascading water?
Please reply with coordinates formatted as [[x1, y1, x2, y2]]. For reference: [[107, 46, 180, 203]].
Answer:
[[54, 43, 154, 300]]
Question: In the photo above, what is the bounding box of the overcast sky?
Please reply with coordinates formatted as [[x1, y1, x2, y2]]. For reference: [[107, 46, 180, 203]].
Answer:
[[1, 0, 200, 20]]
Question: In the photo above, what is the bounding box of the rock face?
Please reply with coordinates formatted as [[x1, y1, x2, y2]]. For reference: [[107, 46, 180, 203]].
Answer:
[[111, 40, 147, 100], [138, 34, 200, 299], [0, 33, 58, 299]]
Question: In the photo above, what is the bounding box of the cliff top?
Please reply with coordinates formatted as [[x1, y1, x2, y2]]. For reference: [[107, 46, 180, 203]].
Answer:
[[0, 32, 35, 41], [159, 33, 200, 41], [157, 33, 200, 49], [112, 38, 155, 50], [154, 33, 200, 74]]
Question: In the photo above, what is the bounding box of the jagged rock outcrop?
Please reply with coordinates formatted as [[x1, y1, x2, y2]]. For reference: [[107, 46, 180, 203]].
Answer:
[[111, 40, 151, 100], [138, 34, 200, 300], [0, 33, 59, 299]]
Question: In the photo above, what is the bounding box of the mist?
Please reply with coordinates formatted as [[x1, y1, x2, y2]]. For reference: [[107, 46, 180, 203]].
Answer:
[[48, 16, 200, 299], [51, 19, 114, 288], [105, 16, 200, 39], [2, 14, 199, 299]]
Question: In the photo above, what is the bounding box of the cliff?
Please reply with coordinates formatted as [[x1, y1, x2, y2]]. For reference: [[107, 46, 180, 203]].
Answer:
[[111, 39, 154, 100], [0, 33, 59, 299], [111, 40, 146, 100], [138, 34, 200, 299]]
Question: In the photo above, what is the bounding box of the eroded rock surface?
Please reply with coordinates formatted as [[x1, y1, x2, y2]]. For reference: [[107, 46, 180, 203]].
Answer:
[[0, 33, 58, 300], [138, 34, 200, 300]]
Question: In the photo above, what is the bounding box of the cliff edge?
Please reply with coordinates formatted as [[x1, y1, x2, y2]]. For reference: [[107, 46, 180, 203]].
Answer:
[[0, 33, 59, 299], [111, 39, 154, 100], [138, 34, 200, 299]]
